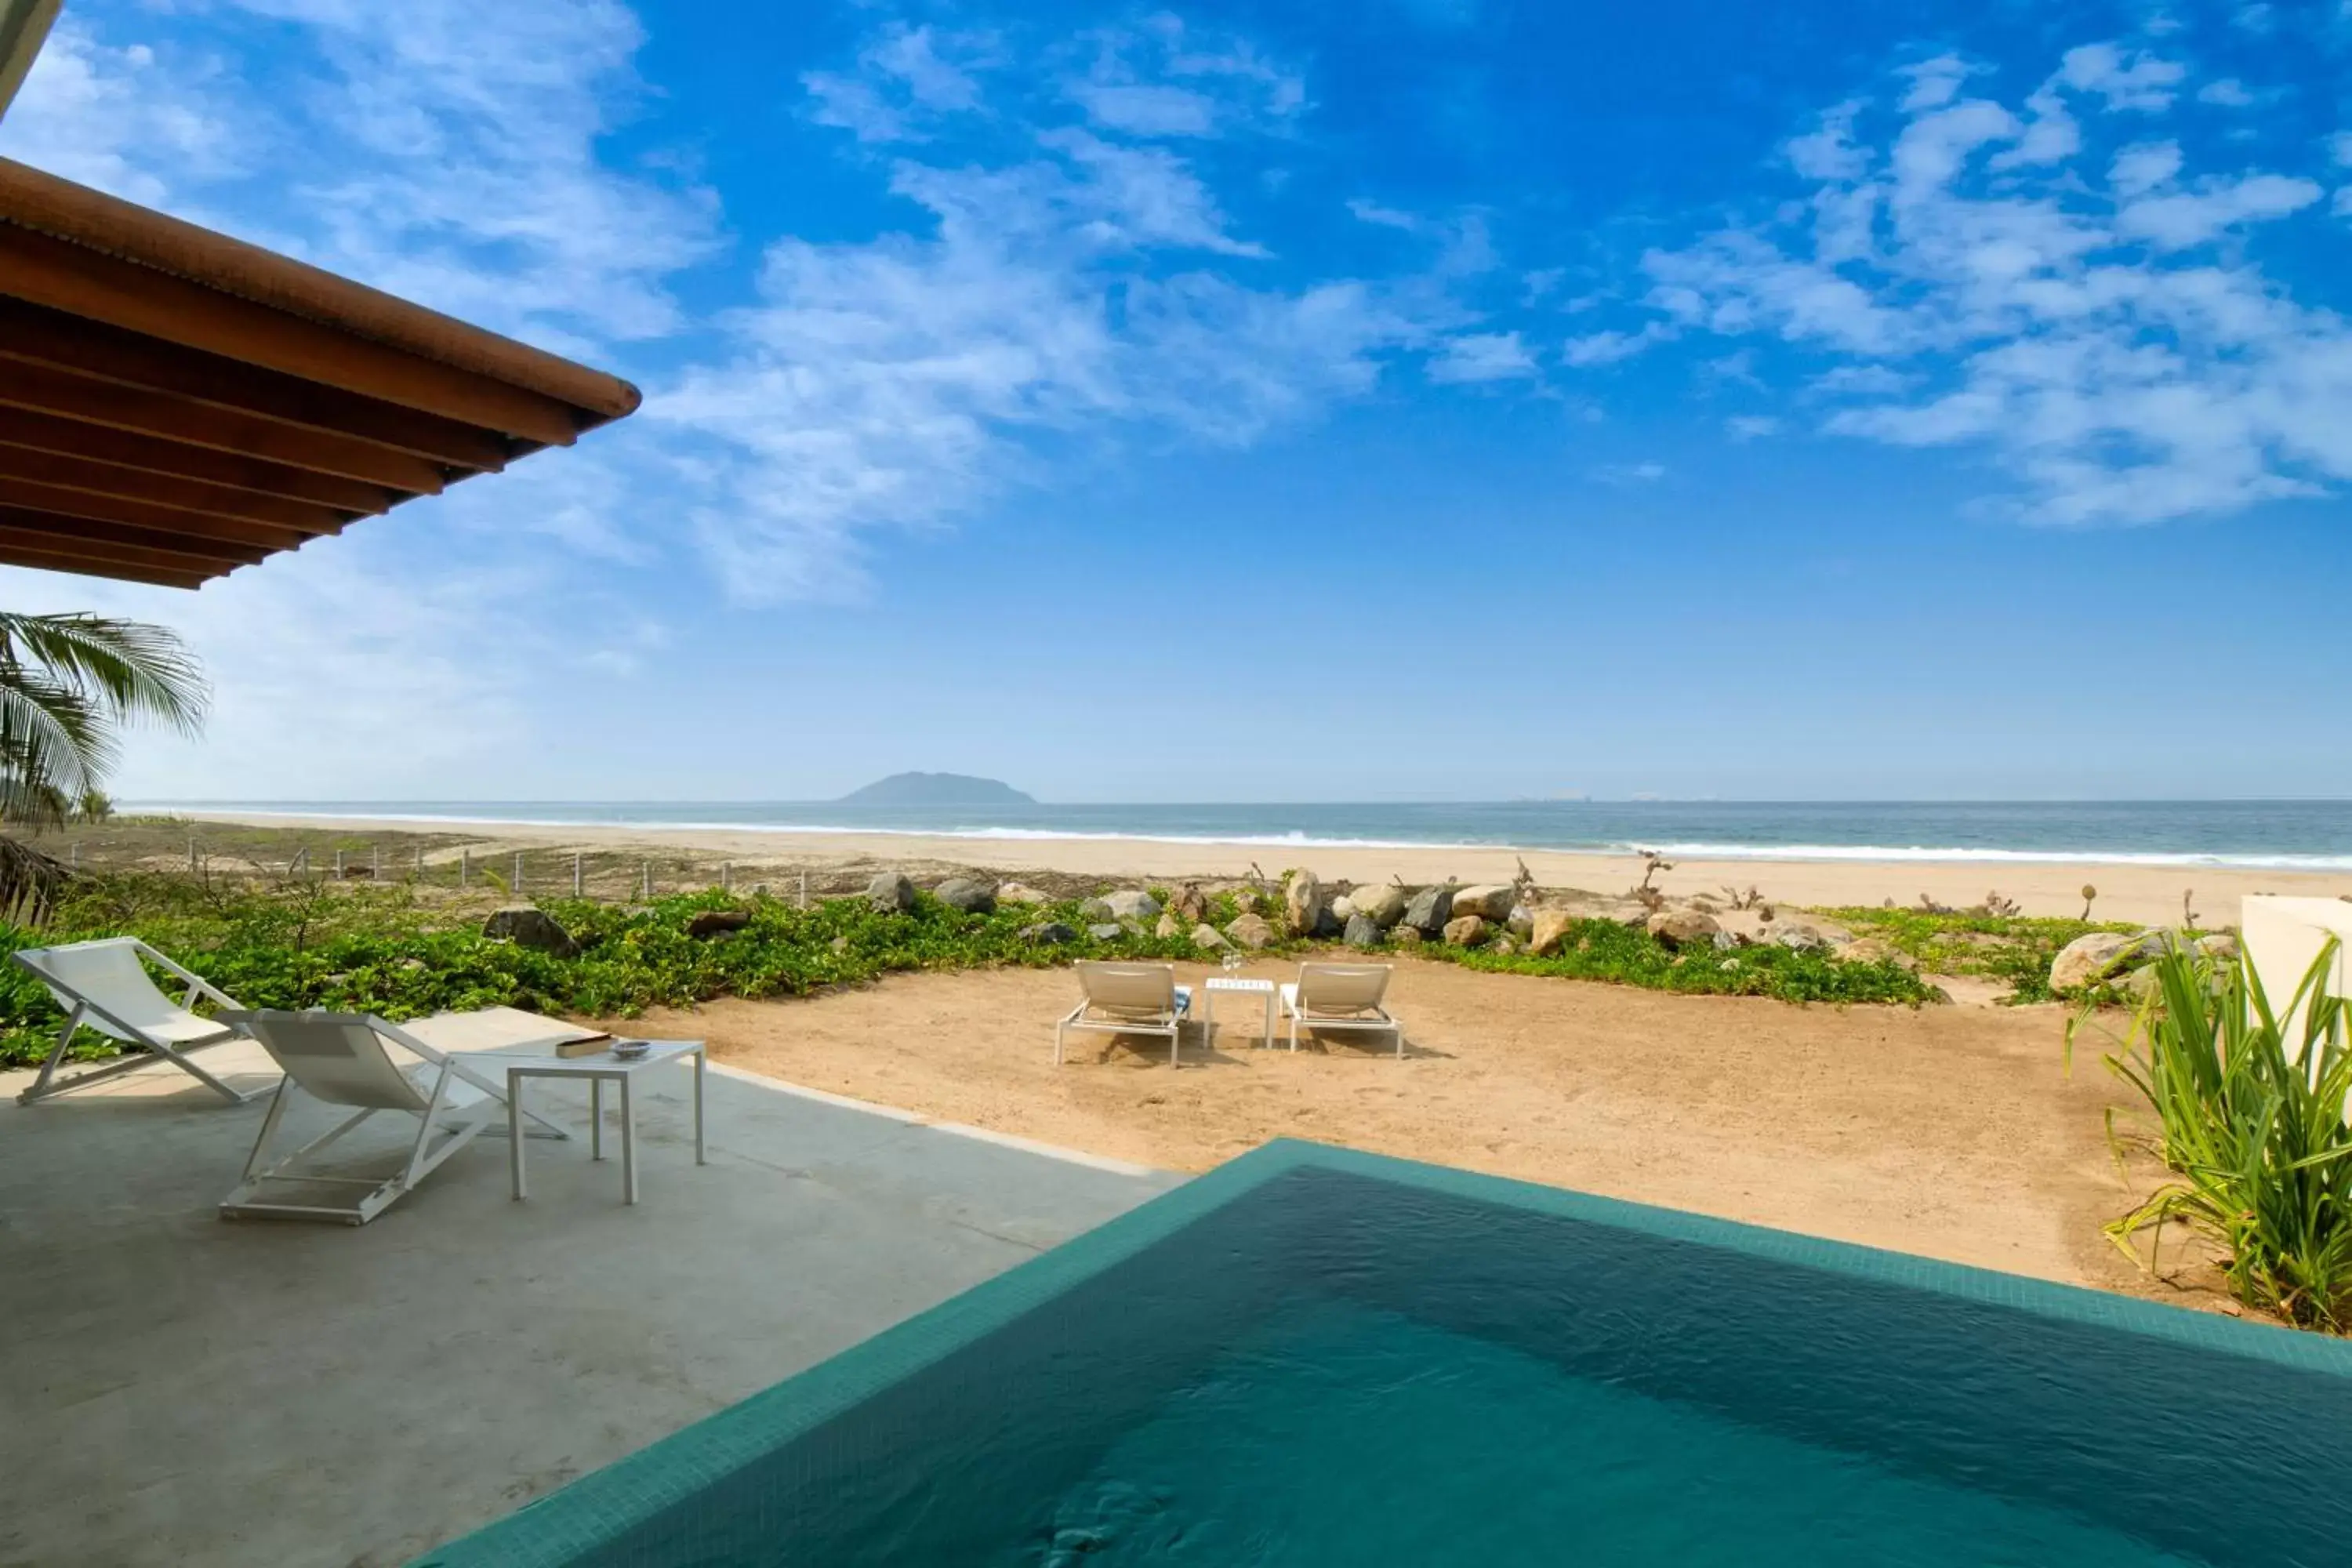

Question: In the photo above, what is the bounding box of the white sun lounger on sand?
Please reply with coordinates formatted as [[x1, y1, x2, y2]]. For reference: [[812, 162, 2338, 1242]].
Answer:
[[12, 936, 263, 1105], [217, 1010, 517, 1225], [1055, 961, 1194, 1068], [1279, 963, 1404, 1057]]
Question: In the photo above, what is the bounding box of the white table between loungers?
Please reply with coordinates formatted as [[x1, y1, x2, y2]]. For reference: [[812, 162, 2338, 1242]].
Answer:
[[414, 1008, 706, 1206]]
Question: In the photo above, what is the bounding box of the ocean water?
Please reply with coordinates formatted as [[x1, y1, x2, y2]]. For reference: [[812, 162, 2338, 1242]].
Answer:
[[143, 797, 2352, 870]]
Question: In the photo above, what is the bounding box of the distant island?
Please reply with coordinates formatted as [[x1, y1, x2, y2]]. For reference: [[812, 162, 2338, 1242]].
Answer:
[[837, 772, 1036, 806]]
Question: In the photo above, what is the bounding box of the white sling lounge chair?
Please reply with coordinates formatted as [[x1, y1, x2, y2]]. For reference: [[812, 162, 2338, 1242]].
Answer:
[[12, 937, 262, 1105], [216, 1010, 509, 1225], [1055, 961, 1194, 1068], [1279, 963, 1405, 1058]]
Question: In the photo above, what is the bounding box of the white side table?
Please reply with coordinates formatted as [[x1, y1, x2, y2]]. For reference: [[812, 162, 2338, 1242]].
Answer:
[[463, 1040, 706, 1205], [1202, 977, 1276, 1050]]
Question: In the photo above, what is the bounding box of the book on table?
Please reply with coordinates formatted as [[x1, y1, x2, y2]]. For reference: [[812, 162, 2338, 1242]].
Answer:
[[547, 1030, 615, 1059]]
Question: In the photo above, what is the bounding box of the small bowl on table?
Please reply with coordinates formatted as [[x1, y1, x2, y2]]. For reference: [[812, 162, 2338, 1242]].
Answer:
[[612, 1040, 652, 1062]]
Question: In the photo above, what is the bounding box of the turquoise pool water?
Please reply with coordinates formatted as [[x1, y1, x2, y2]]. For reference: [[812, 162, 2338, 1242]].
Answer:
[[417, 1142, 2352, 1567]]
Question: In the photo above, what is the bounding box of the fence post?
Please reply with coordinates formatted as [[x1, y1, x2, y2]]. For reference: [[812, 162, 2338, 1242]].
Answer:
[[798, 871, 808, 910], [641, 862, 652, 899], [187, 836, 197, 873], [721, 861, 732, 893], [572, 851, 583, 898], [459, 849, 470, 887], [514, 851, 524, 897], [334, 848, 345, 880], [372, 844, 381, 880], [414, 845, 424, 880], [69, 842, 78, 870]]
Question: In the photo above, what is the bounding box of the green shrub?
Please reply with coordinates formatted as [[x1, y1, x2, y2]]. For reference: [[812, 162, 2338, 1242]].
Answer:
[[1427, 917, 1937, 1006], [2067, 938, 2352, 1332], [1818, 906, 2139, 1003]]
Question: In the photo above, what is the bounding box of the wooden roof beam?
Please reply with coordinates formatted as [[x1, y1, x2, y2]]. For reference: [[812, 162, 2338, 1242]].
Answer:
[[0, 529, 230, 587], [0, 223, 595, 447], [0, 445, 353, 534], [0, 480, 325, 550], [0, 296, 519, 470], [0, 407, 402, 513], [0, 360, 454, 494], [0, 507, 271, 568]]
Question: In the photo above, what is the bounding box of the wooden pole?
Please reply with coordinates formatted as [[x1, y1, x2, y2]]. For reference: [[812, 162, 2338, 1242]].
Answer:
[[798, 871, 808, 910], [69, 842, 78, 869], [641, 862, 652, 900], [572, 851, 583, 898], [187, 836, 197, 873], [334, 848, 345, 880], [514, 851, 524, 897], [721, 861, 731, 893], [459, 849, 470, 887], [372, 844, 380, 879], [414, 845, 424, 880]]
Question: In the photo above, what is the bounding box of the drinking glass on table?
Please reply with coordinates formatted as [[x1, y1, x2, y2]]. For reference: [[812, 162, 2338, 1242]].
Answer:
[[1221, 950, 1246, 976]]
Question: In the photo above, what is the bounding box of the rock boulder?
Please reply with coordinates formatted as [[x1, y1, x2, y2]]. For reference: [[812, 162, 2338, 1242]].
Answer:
[[1530, 909, 1578, 956], [1191, 923, 1231, 952], [1646, 909, 1722, 949], [1103, 889, 1160, 921], [1343, 913, 1381, 949], [934, 877, 997, 914], [1171, 883, 1210, 923], [866, 873, 916, 914], [481, 906, 579, 958], [1350, 885, 1408, 931], [1283, 870, 1324, 936], [1229, 913, 1276, 950], [685, 909, 752, 939], [1442, 914, 1490, 947], [1086, 923, 1125, 942], [996, 881, 1052, 905], [1450, 884, 1515, 922], [2049, 930, 2169, 993], [1077, 897, 1117, 925], [1019, 920, 1078, 944], [1403, 885, 1454, 936]]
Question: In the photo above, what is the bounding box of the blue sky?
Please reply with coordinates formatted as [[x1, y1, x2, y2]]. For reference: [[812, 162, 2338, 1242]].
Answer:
[[3, 0, 2350, 801]]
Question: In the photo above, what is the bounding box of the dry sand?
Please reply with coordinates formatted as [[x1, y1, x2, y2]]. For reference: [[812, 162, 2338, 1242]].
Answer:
[[181, 811, 2349, 925], [618, 956, 2212, 1306]]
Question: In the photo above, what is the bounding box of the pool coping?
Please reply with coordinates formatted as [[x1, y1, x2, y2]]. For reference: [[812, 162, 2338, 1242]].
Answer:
[[408, 1138, 2352, 1566]]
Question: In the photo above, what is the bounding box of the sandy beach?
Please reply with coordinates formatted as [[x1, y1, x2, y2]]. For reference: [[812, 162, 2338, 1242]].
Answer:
[[180, 810, 2351, 925], [617, 956, 2195, 1303]]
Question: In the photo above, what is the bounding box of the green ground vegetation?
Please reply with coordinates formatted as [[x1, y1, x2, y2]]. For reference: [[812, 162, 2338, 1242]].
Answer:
[[2068, 941, 2352, 1332], [1816, 906, 2142, 1004], [0, 873, 1940, 1068]]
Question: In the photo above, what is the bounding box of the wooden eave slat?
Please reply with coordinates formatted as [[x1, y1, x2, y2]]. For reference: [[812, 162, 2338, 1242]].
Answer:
[[0, 530, 220, 588], [0, 507, 270, 567], [0, 296, 517, 470], [0, 359, 454, 495], [0, 445, 350, 534], [0, 477, 323, 549], [0, 407, 401, 512], [0, 223, 594, 447]]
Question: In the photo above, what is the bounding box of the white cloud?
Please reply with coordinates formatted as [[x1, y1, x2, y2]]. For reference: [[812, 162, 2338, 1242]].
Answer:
[[2196, 78, 2256, 107], [1427, 331, 1537, 383], [2057, 43, 2185, 113], [1563, 321, 1677, 365], [1593, 461, 1667, 485], [1726, 416, 1781, 441], [1348, 198, 1422, 230], [0, 23, 243, 205], [1610, 39, 2352, 526], [1062, 16, 1304, 140], [2114, 172, 2321, 249], [2109, 140, 2183, 197], [2331, 131, 2352, 168]]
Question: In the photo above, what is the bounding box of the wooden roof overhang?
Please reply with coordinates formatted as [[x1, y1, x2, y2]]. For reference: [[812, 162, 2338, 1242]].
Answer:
[[0, 158, 642, 588]]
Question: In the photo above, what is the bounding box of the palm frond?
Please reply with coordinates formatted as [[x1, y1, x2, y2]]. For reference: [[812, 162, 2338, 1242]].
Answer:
[[0, 614, 208, 735]]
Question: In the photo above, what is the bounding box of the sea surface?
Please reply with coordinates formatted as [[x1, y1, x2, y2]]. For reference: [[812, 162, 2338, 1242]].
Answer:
[[136, 799, 2352, 872]]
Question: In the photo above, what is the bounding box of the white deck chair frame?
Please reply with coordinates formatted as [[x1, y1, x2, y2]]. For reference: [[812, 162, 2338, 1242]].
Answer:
[[218, 1011, 507, 1225], [12, 937, 261, 1105], [1279, 963, 1405, 1058], [1055, 961, 1194, 1068]]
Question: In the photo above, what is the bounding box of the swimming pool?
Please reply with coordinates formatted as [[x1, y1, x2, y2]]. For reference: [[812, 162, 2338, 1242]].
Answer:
[[414, 1140, 2352, 1566]]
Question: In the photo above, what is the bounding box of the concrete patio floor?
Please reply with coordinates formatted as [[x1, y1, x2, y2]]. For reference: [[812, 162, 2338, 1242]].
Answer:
[[0, 1036, 1183, 1568]]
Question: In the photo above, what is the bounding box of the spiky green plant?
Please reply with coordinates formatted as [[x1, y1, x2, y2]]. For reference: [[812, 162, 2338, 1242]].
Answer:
[[2067, 937, 2352, 1330]]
